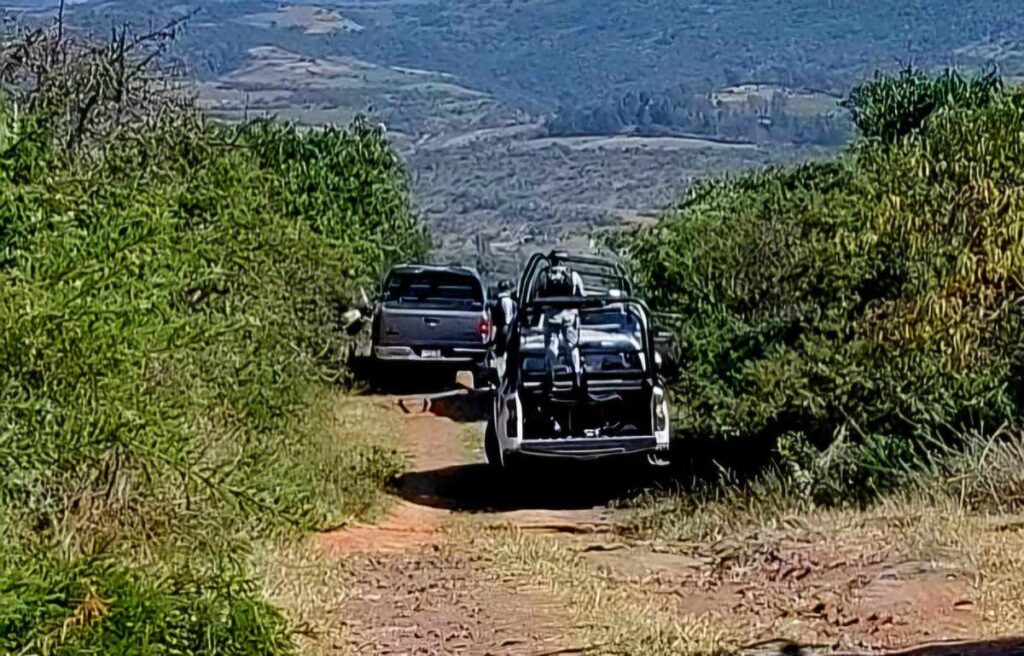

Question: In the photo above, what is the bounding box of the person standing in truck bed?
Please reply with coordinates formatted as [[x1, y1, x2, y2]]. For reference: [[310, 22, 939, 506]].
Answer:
[[540, 263, 586, 390], [493, 279, 517, 357]]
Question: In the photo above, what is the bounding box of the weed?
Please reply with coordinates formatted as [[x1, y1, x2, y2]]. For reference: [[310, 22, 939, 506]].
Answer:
[[464, 523, 731, 655]]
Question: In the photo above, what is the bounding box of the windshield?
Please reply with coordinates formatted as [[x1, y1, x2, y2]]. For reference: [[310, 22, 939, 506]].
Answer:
[[384, 270, 484, 310]]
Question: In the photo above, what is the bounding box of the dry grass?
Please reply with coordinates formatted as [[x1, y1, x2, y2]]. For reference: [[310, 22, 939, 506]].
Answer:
[[260, 539, 352, 655], [892, 504, 1024, 637], [453, 432, 1024, 652], [459, 521, 731, 655], [263, 403, 1024, 654], [239, 6, 365, 35], [259, 394, 405, 654], [596, 499, 1021, 651], [616, 472, 1024, 650]]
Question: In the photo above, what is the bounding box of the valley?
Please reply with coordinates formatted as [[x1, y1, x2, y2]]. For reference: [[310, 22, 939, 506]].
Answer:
[[6, 5, 1024, 655], [30, 0, 1024, 272]]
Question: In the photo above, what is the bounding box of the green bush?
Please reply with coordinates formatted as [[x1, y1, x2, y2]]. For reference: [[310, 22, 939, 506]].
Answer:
[[0, 532, 293, 656], [0, 25, 424, 654], [627, 73, 1024, 502], [843, 66, 1002, 143]]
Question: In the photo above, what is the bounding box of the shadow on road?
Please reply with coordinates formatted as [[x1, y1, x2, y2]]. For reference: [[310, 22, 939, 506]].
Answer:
[[349, 353, 478, 396], [825, 638, 1024, 656], [396, 388, 684, 513], [388, 386, 777, 516], [396, 457, 670, 513], [427, 391, 490, 423]]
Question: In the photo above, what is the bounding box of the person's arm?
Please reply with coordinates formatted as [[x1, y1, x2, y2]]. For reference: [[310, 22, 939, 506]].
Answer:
[[572, 272, 586, 296]]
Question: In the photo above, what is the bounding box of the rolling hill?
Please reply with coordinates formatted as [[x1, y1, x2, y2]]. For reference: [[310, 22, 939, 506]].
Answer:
[[31, 0, 1024, 271]]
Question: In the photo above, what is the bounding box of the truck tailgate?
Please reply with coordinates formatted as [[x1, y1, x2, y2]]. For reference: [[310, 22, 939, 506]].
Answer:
[[377, 307, 485, 348]]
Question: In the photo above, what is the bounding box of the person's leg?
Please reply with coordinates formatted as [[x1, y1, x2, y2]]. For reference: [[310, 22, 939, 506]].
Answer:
[[495, 324, 506, 356], [544, 319, 559, 391], [565, 319, 581, 389]]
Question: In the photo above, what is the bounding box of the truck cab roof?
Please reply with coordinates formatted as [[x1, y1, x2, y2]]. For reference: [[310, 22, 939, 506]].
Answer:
[[388, 264, 481, 276]]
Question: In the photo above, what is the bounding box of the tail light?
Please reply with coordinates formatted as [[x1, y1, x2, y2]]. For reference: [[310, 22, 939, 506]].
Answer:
[[653, 388, 667, 432], [477, 317, 493, 342]]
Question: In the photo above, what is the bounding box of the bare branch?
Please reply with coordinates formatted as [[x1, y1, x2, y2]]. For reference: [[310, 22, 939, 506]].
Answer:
[[0, 11, 199, 160]]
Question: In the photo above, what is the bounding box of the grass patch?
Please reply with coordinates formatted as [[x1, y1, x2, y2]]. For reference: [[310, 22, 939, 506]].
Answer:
[[461, 522, 730, 655], [260, 396, 404, 654], [294, 395, 407, 530], [617, 431, 1024, 644]]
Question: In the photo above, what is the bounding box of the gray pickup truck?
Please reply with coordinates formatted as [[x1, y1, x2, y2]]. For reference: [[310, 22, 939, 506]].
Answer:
[[370, 265, 492, 387]]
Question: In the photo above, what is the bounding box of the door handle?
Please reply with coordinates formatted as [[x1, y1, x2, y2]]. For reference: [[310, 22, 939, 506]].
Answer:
[[424, 317, 440, 327]]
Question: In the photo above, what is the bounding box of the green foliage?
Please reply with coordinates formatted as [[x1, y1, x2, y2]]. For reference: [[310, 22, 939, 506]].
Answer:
[[627, 72, 1024, 503], [0, 533, 292, 656], [843, 67, 1002, 142], [0, 27, 423, 654], [550, 85, 850, 147], [246, 119, 429, 282]]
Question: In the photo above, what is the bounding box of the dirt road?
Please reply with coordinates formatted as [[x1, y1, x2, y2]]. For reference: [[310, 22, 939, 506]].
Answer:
[[321, 392, 610, 655], [318, 392, 1024, 656]]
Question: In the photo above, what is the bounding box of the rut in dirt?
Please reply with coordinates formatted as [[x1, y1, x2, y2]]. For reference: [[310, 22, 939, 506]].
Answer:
[[324, 392, 598, 655]]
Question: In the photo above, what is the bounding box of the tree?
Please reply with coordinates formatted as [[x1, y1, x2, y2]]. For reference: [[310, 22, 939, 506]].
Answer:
[[842, 66, 1002, 143]]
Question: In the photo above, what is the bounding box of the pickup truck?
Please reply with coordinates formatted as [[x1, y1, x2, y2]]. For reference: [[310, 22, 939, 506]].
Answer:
[[370, 265, 492, 388], [486, 252, 671, 472]]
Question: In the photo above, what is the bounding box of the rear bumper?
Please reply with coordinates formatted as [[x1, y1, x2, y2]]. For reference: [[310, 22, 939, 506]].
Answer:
[[514, 436, 665, 460], [374, 345, 487, 364]]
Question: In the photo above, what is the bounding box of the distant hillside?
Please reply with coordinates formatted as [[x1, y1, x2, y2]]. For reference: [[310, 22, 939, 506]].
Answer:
[[59, 0, 1024, 110], [45, 0, 1024, 268]]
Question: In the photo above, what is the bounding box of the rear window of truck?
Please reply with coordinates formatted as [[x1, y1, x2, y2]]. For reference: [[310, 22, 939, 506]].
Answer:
[[384, 270, 484, 310]]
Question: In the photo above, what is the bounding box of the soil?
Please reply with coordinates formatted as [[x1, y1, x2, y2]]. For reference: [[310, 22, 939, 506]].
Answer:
[[318, 391, 1023, 656], [340, 547, 572, 655]]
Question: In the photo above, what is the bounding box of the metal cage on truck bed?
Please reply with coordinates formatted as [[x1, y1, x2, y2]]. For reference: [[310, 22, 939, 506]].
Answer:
[[486, 252, 671, 468]]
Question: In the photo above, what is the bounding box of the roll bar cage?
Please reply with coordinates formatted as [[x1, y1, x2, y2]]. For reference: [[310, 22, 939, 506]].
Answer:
[[508, 293, 660, 390]]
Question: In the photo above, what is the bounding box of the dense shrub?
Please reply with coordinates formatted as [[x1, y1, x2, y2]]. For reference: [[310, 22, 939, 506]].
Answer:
[[626, 72, 1024, 503], [843, 67, 1002, 143], [0, 24, 422, 654]]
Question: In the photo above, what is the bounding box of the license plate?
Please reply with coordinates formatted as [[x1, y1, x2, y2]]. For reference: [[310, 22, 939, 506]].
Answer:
[[421, 349, 442, 359]]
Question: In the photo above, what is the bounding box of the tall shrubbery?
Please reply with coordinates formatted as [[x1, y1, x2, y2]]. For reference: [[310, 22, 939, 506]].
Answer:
[[0, 22, 423, 654], [626, 70, 1024, 503], [843, 66, 1002, 143]]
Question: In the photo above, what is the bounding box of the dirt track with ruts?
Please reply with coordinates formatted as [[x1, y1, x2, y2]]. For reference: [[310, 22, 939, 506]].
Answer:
[[316, 390, 1024, 656]]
